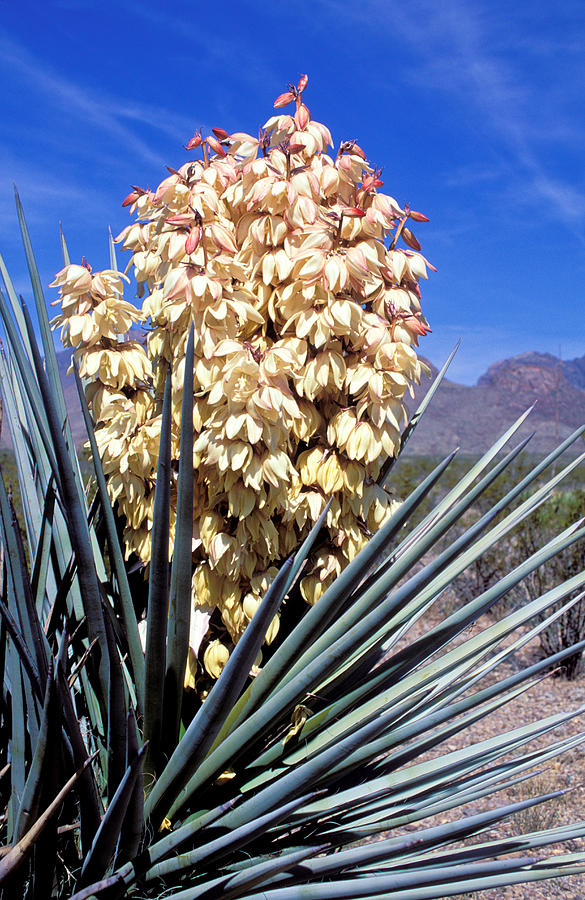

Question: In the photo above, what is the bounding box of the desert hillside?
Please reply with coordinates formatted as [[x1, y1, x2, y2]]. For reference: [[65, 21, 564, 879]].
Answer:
[[405, 351, 585, 456]]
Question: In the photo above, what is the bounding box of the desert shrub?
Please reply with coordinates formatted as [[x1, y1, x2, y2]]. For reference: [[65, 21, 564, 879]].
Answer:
[[425, 457, 585, 660], [515, 489, 585, 678]]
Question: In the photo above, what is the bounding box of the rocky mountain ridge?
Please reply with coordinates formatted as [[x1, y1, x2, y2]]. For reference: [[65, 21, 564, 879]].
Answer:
[[406, 350, 585, 455]]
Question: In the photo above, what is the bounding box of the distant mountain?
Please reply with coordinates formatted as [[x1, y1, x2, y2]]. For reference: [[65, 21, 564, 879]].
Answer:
[[478, 352, 585, 426], [2, 346, 585, 458], [405, 351, 585, 456]]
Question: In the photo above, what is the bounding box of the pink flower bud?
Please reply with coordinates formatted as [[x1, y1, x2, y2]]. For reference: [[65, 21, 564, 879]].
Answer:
[[185, 225, 202, 254], [274, 91, 295, 108], [297, 74, 309, 93], [295, 103, 310, 129], [409, 209, 429, 222], [401, 227, 421, 251], [288, 141, 305, 153], [185, 133, 202, 150], [122, 190, 140, 207], [165, 213, 193, 225], [403, 316, 431, 337], [343, 207, 366, 218], [351, 143, 367, 160], [206, 135, 227, 157], [212, 127, 229, 140], [122, 185, 146, 207]]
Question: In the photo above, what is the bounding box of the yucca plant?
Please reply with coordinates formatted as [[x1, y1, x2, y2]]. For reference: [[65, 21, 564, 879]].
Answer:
[[1, 77, 585, 900], [49, 74, 433, 696]]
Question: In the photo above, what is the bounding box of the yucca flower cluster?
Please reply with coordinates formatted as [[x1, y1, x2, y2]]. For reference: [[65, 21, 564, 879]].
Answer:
[[51, 76, 431, 683]]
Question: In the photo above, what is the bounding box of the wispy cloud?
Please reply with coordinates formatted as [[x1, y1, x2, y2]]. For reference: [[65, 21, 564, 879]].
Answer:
[[518, 171, 585, 222], [443, 162, 507, 189], [0, 165, 109, 229], [402, 2, 585, 230], [319, 0, 585, 233], [0, 32, 194, 168]]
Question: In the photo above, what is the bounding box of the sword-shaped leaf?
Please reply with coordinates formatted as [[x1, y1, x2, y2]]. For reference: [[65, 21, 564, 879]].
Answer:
[[59, 223, 70, 266], [115, 709, 144, 865], [143, 365, 172, 779], [147, 556, 294, 827], [30, 479, 56, 617], [14, 188, 68, 440], [164, 325, 195, 747], [14, 661, 56, 841], [79, 744, 147, 887], [20, 300, 111, 710], [73, 362, 145, 712], [161, 845, 325, 900]]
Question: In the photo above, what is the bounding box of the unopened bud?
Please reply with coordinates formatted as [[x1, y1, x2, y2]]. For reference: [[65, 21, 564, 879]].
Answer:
[[362, 174, 384, 190], [165, 213, 193, 226], [185, 225, 202, 254], [212, 127, 229, 140], [409, 209, 429, 223], [401, 227, 421, 251], [351, 143, 366, 160], [288, 141, 305, 153], [206, 135, 227, 157], [185, 133, 202, 150], [122, 190, 140, 207], [403, 315, 431, 337], [274, 91, 295, 108], [343, 207, 366, 218], [297, 74, 309, 93], [295, 103, 310, 129]]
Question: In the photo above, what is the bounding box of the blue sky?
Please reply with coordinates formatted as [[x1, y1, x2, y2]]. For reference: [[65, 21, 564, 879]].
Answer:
[[1, 0, 584, 383]]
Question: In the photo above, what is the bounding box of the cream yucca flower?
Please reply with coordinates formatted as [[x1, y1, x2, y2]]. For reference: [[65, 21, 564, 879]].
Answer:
[[52, 75, 431, 688]]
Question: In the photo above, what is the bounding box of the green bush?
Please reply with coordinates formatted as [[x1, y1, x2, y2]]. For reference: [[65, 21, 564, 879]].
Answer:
[[513, 489, 585, 678]]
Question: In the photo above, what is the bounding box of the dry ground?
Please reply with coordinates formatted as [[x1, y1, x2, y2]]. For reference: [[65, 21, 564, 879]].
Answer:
[[381, 606, 585, 900]]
